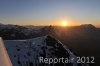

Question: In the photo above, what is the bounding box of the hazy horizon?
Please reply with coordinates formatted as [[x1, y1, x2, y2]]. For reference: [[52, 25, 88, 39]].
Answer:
[[0, 0, 100, 27]]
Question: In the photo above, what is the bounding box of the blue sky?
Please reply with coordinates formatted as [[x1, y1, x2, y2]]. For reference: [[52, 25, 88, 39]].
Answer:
[[0, 0, 100, 26]]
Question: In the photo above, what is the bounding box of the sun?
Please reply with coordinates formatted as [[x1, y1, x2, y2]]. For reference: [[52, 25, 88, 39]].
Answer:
[[61, 21, 68, 26]]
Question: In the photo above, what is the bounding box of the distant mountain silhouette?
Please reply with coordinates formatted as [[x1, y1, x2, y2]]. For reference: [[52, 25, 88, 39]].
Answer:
[[80, 24, 96, 30], [0, 24, 46, 39], [0, 23, 99, 65]]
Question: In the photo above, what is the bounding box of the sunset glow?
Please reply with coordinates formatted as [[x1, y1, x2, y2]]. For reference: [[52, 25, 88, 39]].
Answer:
[[61, 21, 68, 26], [0, 0, 99, 27]]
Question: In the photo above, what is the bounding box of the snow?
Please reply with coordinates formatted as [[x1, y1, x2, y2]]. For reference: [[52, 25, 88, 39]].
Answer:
[[3, 36, 89, 66]]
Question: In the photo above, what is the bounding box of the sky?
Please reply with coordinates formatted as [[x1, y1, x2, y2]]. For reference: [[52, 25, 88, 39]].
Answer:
[[0, 0, 100, 27]]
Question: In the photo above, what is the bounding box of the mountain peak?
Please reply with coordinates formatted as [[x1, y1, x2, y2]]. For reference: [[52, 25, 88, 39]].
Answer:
[[80, 24, 96, 29], [3, 35, 89, 66]]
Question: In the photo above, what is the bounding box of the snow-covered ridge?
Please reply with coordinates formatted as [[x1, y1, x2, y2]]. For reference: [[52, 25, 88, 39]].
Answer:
[[4, 36, 88, 66]]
